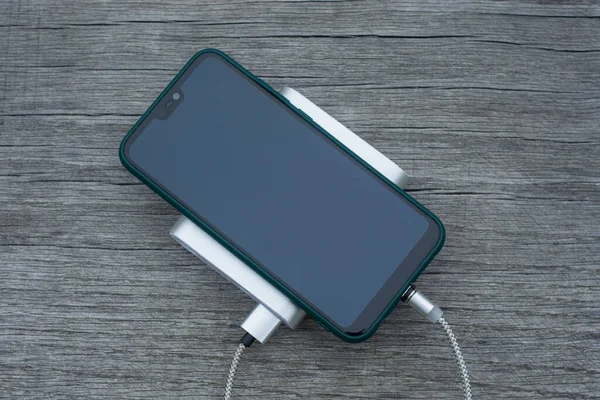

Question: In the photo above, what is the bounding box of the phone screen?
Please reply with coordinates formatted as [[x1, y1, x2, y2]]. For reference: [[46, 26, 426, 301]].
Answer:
[[123, 51, 443, 336]]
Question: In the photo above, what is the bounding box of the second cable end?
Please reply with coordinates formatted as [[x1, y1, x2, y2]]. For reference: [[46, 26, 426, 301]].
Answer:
[[401, 285, 444, 323]]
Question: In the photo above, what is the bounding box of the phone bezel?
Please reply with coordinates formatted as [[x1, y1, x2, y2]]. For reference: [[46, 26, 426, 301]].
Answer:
[[120, 49, 446, 342]]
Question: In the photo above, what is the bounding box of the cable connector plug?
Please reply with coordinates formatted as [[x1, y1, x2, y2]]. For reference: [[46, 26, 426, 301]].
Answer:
[[241, 304, 282, 344], [224, 306, 277, 400], [401, 285, 444, 323]]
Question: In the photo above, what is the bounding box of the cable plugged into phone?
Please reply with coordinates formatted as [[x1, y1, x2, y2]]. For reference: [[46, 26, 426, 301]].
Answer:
[[401, 285, 473, 400], [400, 285, 444, 322]]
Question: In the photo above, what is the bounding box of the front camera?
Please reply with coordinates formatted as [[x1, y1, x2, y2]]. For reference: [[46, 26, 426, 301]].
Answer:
[[172, 93, 180, 100]]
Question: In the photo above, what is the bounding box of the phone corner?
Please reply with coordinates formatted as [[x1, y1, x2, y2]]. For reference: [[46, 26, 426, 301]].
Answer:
[[191, 48, 226, 62], [337, 327, 379, 344], [119, 127, 138, 174], [118, 136, 129, 166], [433, 215, 446, 251], [326, 320, 382, 344]]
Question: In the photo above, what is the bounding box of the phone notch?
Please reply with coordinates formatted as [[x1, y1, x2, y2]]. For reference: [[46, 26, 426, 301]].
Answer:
[[157, 89, 184, 120]]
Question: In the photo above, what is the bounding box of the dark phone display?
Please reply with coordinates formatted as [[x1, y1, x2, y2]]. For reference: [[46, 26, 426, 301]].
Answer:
[[126, 54, 437, 330]]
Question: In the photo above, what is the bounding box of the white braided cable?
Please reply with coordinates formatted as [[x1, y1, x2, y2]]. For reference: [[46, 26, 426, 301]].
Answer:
[[224, 343, 246, 400], [438, 317, 473, 400]]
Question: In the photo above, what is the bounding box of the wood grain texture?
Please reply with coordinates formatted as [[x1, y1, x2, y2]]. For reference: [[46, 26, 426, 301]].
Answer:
[[1, 1, 599, 399]]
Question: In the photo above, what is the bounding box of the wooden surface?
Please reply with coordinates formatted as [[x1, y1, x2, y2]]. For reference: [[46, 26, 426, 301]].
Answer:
[[1, 1, 599, 399]]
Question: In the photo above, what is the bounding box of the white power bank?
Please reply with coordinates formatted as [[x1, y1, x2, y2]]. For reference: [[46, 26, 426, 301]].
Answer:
[[170, 87, 409, 337]]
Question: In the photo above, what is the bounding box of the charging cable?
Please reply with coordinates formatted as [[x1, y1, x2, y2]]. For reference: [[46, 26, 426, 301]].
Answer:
[[224, 285, 473, 400], [401, 286, 473, 400], [224, 304, 283, 400], [224, 333, 255, 400]]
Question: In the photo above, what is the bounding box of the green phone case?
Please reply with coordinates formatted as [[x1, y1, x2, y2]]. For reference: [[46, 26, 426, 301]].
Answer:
[[119, 48, 446, 343]]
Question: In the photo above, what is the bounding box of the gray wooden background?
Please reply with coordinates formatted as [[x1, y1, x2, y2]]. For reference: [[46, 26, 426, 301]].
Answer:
[[1, 1, 599, 399]]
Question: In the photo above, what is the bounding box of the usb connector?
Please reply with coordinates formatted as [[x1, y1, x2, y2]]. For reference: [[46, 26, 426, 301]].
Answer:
[[401, 285, 444, 323], [241, 304, 282, 344]]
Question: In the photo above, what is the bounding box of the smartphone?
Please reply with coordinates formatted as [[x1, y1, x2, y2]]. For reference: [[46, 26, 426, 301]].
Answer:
[[120, 49, 445, 342]]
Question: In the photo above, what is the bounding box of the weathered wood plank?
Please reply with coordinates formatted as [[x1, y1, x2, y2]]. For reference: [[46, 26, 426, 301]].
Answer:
[[1, 1, 599, 399]]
